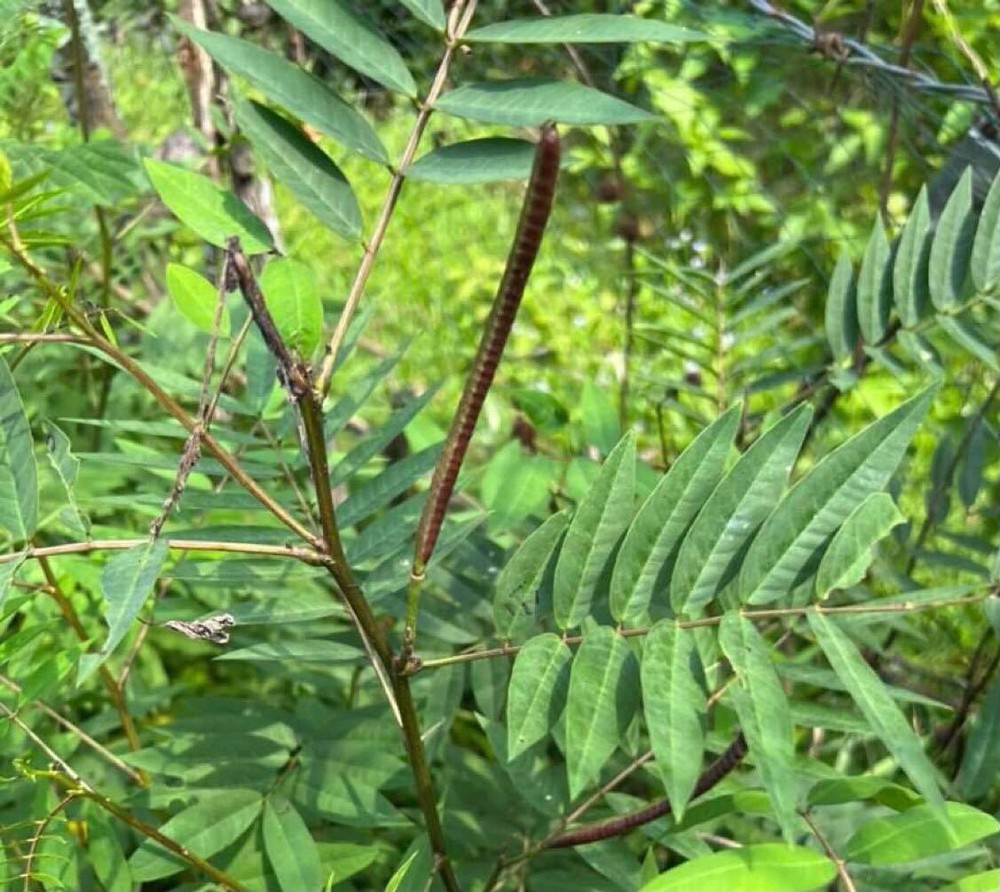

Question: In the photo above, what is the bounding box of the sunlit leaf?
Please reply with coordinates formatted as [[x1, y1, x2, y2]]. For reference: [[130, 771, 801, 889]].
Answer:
[[165, 263, 231, 335], [465, 14, 704, 44], [263, 795, 323, 892], [260, 258, 324, 357]]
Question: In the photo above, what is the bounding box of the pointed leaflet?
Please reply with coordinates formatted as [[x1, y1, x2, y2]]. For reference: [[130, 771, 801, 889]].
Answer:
[[825, 251, 858, 362], [235, 98, 361, 241], [936, 314, 1000, 371], [262, 0, 416, 97], [718, 614, 799, 842], [815, 492, 904, 598], [99, 540, 169, 660], [435, 79, 656, 127], [260, 258, 324, 357], [611, 407, 739, 623], [399, 0, 445, 30], [642, 621, 705, 819], [971, 168, 1000, 293], [554, 433, 635, 629], [506, 633, 571, 758], [465, 14, 703, 44], [144, 159, 273, 254], [893, 185, 932, 326], [672, 406, 811, 615], [494, 511, 568, 640], [565, 626, 640, 797], [406, 138, 536, 185], [856, 216, 892, 344], [129, 789, 262, 881], [641, 844, 835, 892], [958, 672, 1000, 800], [929, 167, 975, 311], [42, 420, 90, 537], [0, 355, 38, 542], [263, 795, 323, 892], [165, 263, 231, 335], [843, 802, 999, 866], [741, 385, 937, 606], [173, 19, 386, 163], [808, 610, 945, 814]]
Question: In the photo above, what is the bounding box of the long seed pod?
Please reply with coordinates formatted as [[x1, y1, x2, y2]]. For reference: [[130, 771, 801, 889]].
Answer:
[[412, 126, 561, 578]]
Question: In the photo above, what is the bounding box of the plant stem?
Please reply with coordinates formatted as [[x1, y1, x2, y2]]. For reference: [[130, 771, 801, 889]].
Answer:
[[801, 810, 857, 892], [316, 0, 479, 399]]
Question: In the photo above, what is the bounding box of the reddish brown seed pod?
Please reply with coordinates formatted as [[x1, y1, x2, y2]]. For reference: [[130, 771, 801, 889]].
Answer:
[[413, 125, 561, 570]]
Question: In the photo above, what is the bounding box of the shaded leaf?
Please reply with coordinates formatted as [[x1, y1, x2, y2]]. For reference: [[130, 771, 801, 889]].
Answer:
[[844, 802, 999, 866], [641, 843, 835, 892], [215, 639, 364, 662], [856, 216, 891, 344], [957, 672, 1000, 800], [406, 138, 536, 184], [554, 433, 635, 629], [741, 386, 936, 606], [174, 19, 386, 163], [971, 168, 1000, 293], [815, 492, 904, 598], [263, 795, 323, 892], [936, 314, 1000, 371], [611, 407, 738, 623], [98, 539, 169, 663], [825, 251, 857, 361], [494, 511, 568, 640], [165, 263, 231, 335], [129, 789, 262, 880], [144, 159, 273, 253], [718, 614, 799, 841], [807, 776, 921, 811], [260, 258, 324, 357], [672, 406, 811, 615], [42, 419, 90, 537], [641, 621, 705, 819], [435, 79, 656, 127], [235, 98, 361, 240], [929, 167, 975, 311], [46, 139, 142, 205], [399, 0, 445, 30], [808, 610, 945, 814], [263, 0, 416, 96], [0, 355, 38, 542], [465, 14, 703, 44], [507, 633, 571, 758], [893, 185, 932, 326], [942, 870, 1000, 892], [565, 626, 640, 798]]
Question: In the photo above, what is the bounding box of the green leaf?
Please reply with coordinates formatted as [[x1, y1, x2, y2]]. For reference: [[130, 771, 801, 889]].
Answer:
[[435, 79, 656, 127], [893, 185, 932, 326], [641, 621, 705, 819], [0, 356, 38, 542], [672, 406, 811, 615], [971, 169, 1000, 293], [718, 614, 799, 841], [98, 540, 169, 662], [173, 19, 386, 163], [942, 869, 1000, 892], [41, 420, 90, 537], [465, 14, 703, 44], [494, 511, 568, 640], [260, 258, 324, 357], [481, 443, 560, 527], [215, 639, 364, 662], [406, 138, 537, 184], [45, 139, 142, 205], [129, 789, 262, 880], [844, 802, 1000, 866], [808, 610, 945, 814], [144, 159, 273, 254], [399, 0, 445, 30], [235, 99, 361, 240], [807, 776, 921, 811], [165, 263, 231, 335], [262, 0, 416, 96], [580, 379, 621, 455], [0, 554, 26, 612], [824, 251, 857, 361], [929, 167, 975, 311], [506, 633, 571, 758], [856, 216, 891, 344], [611, 406, 739, 623], [565, 626, 640, 798], [263, 795, 323, 892], [87, 806, 132, 892], [741, 386, 936, 606], [936, 314, 1000, 371], [957, 672, 1000, 800], [815, 493, 904, 598], [641, 843, 836, 892], [554, 433, 636, 629]]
